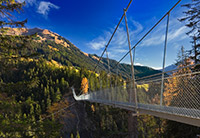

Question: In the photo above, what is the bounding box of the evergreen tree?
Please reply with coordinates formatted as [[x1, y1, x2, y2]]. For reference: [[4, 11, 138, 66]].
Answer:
[[176, 46, 190, 66], [55, 88, 61, 102], [179, 0, 200, 64]]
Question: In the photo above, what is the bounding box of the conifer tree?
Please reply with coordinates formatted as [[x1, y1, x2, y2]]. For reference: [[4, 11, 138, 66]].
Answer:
[[55, 88, 61, 102], [179, 0, 200, 64]]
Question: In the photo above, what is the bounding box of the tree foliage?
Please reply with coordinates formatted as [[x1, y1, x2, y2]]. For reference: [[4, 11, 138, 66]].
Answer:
[[81, 77, 88, 94], [0, 1, 64, 137], [179, 0, 200, 37], [179, 0, 200, 64]]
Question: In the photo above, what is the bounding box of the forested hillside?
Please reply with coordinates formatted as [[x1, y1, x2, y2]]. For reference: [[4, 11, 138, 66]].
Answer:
[[0, 23, 163, 138], [0, 26, 164, 137], [2, 27, 161, 79], [0, 0, 199, 137]]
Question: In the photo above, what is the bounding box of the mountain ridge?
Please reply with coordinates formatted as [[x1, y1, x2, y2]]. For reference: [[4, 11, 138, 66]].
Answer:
[[2, 27, 161, 78]]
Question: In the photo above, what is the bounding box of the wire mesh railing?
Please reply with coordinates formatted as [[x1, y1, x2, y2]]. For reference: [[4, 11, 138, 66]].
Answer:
[[73, 64, 200, 120], [72, 0, 200, 126]]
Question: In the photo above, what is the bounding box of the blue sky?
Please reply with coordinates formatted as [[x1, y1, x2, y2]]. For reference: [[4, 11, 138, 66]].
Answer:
[[17, 0, 192, 69]]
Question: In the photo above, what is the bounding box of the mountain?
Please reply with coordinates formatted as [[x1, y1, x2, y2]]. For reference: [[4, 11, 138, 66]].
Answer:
[[100, 55, 161, 78], [2, 27, 100, 70], [3, 27, 161, 78], [160, 64, 177, 75], [164, 64, 177, 71]]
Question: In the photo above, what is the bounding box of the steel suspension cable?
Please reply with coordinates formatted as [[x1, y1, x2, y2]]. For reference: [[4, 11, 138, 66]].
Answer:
[[76, 0, 133, 95], [106, 49, 112, 87], [160, 12, 170, 105], [112, 0, 181, 70], [75, 0, 181, 96], [93, 0, 133, 71]]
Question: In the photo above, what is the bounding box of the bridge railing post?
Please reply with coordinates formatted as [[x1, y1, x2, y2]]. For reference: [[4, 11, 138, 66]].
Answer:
[[106, 48, 113, 102], [124, 9, 138, 108], [88, 78, 90, 95], [98, 70, 102, 100], [106, 49, 111, 87], [160, 12, 170, 106], [115, 64, 118, 102]]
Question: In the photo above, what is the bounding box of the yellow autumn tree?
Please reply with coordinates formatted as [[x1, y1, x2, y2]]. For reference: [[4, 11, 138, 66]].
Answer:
[[163, 63, 192, 106], [81, 77, 88, 94], [163, 46, 195, 106], [163, 72, 179, 106]]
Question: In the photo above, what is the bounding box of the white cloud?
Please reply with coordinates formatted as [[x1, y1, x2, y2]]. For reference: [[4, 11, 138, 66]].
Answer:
[[16, 0, 60, 18], [135, 63, 162, 70], [108, 48, 128, 59], [130, 20, 143, 36], [16, 0, 36, 6], [135, 62, 143, 66], [112, 27, 127, 46], [88, 37, 106, 50], [88, 20, 143, 52], [140, 16, 189, 47], [120, 62, 161, 70], [168, 26, 188, 41], [112, 48, 127, 53], [121, 61, 131, 65], [151, 66, 162, 70], [141, 35, 165, 46], [87, 26, 128, 59], [37, 1, 60, 17], [87, 20, 144, 62]]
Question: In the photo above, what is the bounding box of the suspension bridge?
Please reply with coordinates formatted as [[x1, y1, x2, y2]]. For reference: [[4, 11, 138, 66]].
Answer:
[[72, 0, 200, 127]]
